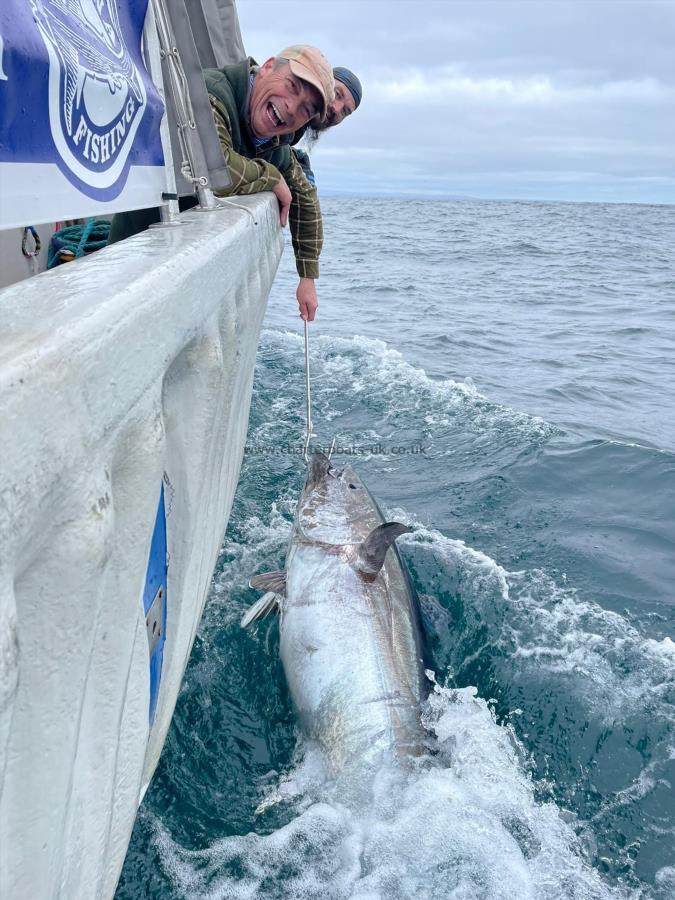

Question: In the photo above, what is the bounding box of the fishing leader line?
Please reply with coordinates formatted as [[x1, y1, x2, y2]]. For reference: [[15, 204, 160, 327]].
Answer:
[[303, 319, 313, 464], [302, 321, 336, 465]]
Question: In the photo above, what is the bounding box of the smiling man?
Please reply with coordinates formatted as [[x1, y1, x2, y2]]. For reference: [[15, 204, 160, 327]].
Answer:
[[263, 66, 361, 192], [325, 67, 362, 128], [282, 66, 363, 187], [204, 46, 334, 321]]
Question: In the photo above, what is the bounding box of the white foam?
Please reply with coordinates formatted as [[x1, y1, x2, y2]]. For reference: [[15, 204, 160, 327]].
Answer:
[[207, 502, 292, 629], [181, 406, 669, 898], [643, 635, 675, 662], [152, 684, 630, 899], [654, 867, 675, 900], [156, 505, 641, 899], [399, 523, 675, 725], [258, 329, 557, 446]]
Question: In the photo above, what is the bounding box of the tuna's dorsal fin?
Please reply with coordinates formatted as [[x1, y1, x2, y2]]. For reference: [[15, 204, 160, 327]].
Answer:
[[241, 592, 279, 628], [356, 522, 412, 576], [249, 571, 287, 595]]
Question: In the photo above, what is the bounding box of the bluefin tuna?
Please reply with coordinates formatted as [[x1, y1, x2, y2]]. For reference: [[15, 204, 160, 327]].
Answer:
[[242, 450, 429, 789]]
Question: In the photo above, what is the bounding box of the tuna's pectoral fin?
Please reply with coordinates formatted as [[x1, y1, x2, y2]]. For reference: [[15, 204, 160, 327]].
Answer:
[[241, 592, 279, 628], [242, 570, 286, 627], [357, 522, 412, 576], [249, 571, 287, 595]]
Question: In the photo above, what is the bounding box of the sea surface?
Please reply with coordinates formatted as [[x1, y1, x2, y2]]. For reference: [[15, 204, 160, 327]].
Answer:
[[117, 198, 675, 899]]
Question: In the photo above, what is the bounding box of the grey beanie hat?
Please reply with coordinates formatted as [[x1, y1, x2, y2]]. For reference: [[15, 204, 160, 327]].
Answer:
[[333, 67, 362, 109]]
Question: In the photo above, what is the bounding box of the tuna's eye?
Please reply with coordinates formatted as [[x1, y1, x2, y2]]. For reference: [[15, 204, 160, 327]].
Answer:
[[348, 483, 358, 490]]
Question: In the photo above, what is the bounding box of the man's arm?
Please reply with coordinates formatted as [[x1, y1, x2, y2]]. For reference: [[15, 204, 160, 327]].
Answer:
[[283, 151, 323, 320], [293, 148, 316, 186], [210, 96, 282, 195], [285, 151, 322, 280], [209, 95, 323, 320]]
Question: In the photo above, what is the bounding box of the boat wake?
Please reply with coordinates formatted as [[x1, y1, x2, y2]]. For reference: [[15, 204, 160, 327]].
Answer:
[[118, 328, 673, 899], [150, 678, 630, 900], [147, 508, 671, 900]]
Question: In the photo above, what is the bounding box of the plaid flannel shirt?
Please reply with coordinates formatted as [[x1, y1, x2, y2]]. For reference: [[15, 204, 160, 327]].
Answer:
[[209, 94, 323, 279]]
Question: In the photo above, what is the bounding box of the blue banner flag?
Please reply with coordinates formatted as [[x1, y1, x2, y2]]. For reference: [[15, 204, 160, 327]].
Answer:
[[0, 0, 169, 227]]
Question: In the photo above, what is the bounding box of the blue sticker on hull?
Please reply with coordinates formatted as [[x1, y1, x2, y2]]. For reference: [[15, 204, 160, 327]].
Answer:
[[142, 483, 167, 724]]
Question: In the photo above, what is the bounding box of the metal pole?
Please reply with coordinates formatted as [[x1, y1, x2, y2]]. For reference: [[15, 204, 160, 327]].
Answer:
[[302, 321, 313, 464], [151, 0, 218, 210], [143, 0, 181, 225]]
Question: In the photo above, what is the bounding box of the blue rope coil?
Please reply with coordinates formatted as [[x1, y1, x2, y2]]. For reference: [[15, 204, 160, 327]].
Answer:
[[48, 218, 111, 269]]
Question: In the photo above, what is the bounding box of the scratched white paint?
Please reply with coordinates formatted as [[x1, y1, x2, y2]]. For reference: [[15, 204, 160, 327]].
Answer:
[[0, 195, 283, 898]]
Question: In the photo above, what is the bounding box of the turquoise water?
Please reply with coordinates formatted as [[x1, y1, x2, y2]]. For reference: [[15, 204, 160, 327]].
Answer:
[[117, 199, 675, 899]]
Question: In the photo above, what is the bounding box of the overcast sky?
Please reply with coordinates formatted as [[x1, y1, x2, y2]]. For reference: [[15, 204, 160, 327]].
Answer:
[[237, 0, 675, 203]]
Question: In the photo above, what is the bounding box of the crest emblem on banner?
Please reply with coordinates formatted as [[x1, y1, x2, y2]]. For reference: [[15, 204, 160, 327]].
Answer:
[[31, 0, 148, 197]]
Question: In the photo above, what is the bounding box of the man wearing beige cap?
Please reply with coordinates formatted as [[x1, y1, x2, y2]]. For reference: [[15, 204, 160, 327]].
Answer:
[[204, 46, 334, 321]]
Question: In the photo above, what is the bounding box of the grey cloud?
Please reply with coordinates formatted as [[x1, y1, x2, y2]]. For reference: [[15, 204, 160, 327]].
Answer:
[[236, 0, 675, 202]]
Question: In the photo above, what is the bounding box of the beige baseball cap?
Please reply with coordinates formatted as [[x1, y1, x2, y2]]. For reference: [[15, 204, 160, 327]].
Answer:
[[277, 45, 335, 119]]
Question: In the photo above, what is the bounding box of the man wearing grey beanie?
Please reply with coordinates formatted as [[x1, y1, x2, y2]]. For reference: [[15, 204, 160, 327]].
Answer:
[[261, 67, 363, 186], [325, 66, 363, 128]]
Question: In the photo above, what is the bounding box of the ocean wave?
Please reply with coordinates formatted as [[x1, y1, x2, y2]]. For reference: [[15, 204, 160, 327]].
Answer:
[[118, 196, 674, 900], [397, 522, 674, 715], [255, 329, 558, 450], [395, 522, 674, 889], [206, 502, 294, 630], [151, 683, 630, 900], [170, 501, 670, 899]]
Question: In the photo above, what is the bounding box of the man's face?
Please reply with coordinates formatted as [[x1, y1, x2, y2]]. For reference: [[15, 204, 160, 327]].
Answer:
[[249, 58, 323, 138], [325, 80, 356, 127]]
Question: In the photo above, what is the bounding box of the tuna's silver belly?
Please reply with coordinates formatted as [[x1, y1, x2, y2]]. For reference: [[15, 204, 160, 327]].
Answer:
[[280, 542, 425, 779]]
